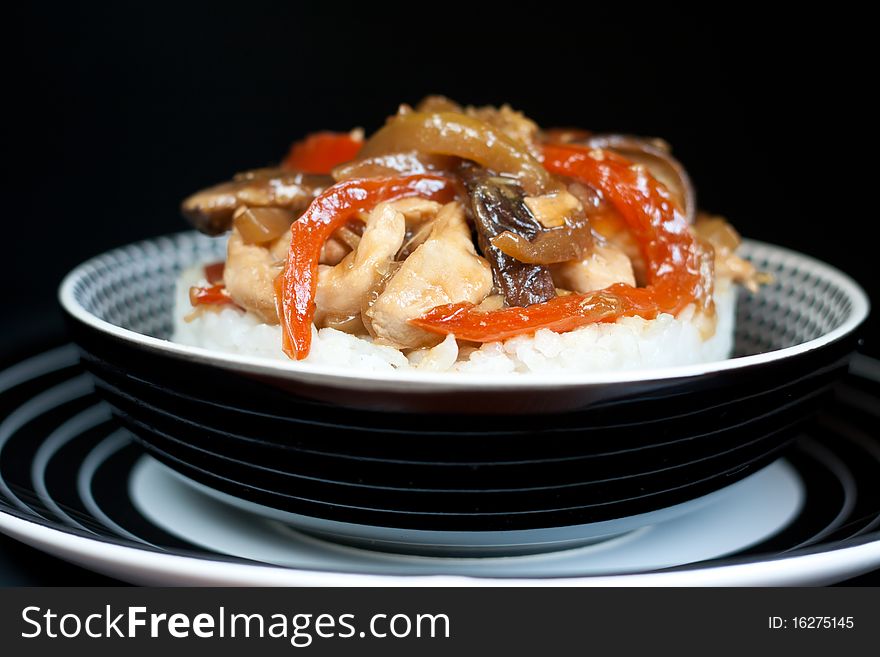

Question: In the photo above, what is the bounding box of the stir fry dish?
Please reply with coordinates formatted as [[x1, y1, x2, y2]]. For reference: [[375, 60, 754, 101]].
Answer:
[[180, 96, 762, 368]]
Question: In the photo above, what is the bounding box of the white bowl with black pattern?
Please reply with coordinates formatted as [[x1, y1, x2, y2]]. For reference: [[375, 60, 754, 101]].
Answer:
[[57, 232, 869, 546]]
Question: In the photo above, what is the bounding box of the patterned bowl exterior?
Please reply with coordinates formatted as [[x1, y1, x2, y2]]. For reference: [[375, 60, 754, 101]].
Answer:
[[60, 232, 868, 530]]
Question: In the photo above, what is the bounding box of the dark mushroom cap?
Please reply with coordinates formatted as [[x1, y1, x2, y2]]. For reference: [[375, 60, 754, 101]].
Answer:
[[181, 168, 332, 236]]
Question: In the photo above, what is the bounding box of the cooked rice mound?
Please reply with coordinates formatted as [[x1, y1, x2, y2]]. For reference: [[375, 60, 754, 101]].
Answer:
[[172, 264, 736, 374]]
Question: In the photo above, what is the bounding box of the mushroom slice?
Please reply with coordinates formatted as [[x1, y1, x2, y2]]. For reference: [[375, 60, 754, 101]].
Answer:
[[181, 168, 332, 236], [465, 171, 558, 306]]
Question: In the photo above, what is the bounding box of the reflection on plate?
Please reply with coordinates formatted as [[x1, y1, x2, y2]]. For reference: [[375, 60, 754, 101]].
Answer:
[[132, 457, 802, 575]]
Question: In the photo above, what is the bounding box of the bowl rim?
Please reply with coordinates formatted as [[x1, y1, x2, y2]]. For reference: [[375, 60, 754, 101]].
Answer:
[[58, 236, 871, 391]]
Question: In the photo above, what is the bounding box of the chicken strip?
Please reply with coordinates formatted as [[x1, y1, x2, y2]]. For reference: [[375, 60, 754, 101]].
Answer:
[[550, 241, 636, 293], [314, 199, 442, 327], [223, 227, 289, 324], [366, 202, 493, 349]]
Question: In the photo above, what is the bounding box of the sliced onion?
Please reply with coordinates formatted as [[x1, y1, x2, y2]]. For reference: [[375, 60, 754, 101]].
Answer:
[[357, 111, 551, 195], [397, 220, 435, 260], [334, 224, 363, 251], [321, 313, 367, 334], [693, 214, 741, 252], [332, 151, 458, 181], [415, 95, 463, 113], [232, 206, 295, 245], [490, 217, 593, 265]]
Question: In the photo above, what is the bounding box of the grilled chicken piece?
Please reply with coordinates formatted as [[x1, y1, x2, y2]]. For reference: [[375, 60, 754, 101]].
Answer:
[[314, 199, 443, 327], [222, 197, 444, 328], [181, 168, 331, 236], [223, 228, 289, 324], [366, 202, 493, 349], [550, 241, 636, 293]]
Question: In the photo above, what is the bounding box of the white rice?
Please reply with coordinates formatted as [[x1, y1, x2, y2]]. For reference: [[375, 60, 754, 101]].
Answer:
[[172, 264, 736, 374]]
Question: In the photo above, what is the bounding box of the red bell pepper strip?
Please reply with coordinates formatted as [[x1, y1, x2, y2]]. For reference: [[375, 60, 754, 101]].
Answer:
[[189, 283, 234, 307], [203, 261, 225, 284], [189, 262, 231, 307], [411, 145, 713, 342], [281, 131, 363, 174], [276, 175, 456, 359]]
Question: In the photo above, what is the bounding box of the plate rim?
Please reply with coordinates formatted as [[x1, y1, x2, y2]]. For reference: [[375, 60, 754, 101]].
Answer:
[[3, 507, 880, 586], [59, 234, 871, 392]]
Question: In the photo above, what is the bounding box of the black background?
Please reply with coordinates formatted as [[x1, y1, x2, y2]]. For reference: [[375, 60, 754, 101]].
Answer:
[[4, 5, 875, 350], [1, 6, 876, 583]]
